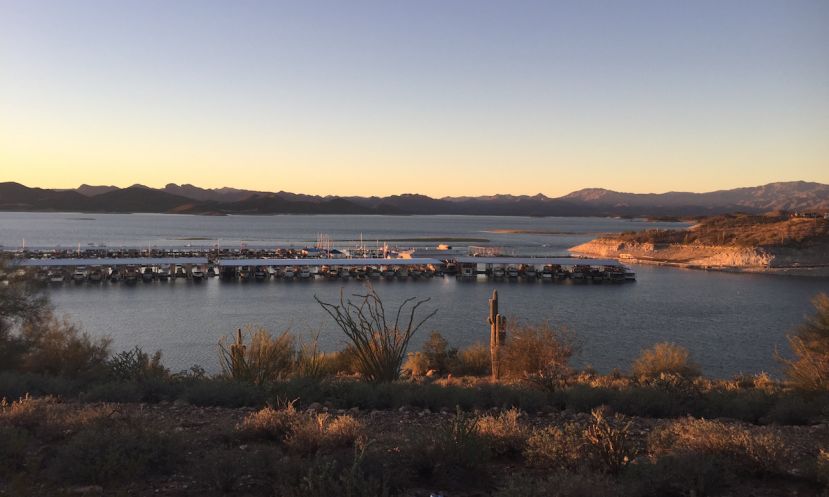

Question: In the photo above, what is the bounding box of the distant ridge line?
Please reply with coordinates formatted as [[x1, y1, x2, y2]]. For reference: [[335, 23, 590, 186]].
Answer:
[[0, 180, 827, 217]]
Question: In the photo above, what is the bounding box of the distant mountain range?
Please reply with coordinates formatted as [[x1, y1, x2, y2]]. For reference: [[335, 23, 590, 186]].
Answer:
[[1, 181, 827, 217]]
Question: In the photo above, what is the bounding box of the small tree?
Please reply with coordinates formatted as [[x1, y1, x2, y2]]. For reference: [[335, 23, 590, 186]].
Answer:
[[779, 293, 829, 391], [315, 286, 436, 382]]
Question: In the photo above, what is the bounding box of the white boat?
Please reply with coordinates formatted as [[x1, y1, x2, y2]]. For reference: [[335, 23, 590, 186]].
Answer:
[[492, 267, 505, 278], [49, 270, 65, 284], [142, 267, 155, 282], [109, 268, 121, 282], [506, 266, 519, 278], [72, 267, 87, 283], [192, 268, 206, 280], [299, 267, 312, 279], [253, 267, 267, 280], [157, 268, 170, 280]]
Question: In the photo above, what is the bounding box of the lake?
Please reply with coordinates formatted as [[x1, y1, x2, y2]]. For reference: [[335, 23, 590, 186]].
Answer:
[[2, 211, 827, 378]]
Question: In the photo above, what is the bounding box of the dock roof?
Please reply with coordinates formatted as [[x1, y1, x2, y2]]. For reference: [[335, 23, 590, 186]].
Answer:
[[217, 257, 443, 267], [453, 256, 622, 266], [15, 257, 209, 267]]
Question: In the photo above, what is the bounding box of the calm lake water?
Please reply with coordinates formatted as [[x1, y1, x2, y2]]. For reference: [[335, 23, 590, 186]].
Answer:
[[3, 212, 828, 378]]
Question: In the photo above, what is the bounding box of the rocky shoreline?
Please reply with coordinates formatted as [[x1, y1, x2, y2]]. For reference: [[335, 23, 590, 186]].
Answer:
[[570, 238, 829, 276]]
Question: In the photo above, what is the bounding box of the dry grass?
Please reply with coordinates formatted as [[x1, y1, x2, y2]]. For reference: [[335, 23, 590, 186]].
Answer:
[[236, 402, 300, 441], [0, 395, 111, 440], [524, 422, 585, 470], [218, 326, 295, 385], [285, 413, 363, 454], [649, 417, 791, 476], [475, 408, 529, 456]]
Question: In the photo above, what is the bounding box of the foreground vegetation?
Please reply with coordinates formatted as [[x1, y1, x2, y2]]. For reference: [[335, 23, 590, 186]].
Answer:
[[1, 261, 828, 495]]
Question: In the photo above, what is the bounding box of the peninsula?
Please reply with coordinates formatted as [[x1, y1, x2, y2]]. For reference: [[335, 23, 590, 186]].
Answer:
[[570, 213, 829, 276]]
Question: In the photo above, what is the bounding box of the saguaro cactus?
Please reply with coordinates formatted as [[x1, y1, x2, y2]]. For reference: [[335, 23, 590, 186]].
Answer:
[[488, 289, 507, 380]]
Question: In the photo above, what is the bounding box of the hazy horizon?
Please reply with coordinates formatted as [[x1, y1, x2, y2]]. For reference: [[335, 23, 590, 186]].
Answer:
[[2, 0, 827, 196]]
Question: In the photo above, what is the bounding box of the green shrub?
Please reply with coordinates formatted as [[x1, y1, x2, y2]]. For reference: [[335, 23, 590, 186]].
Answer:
[[107, 347, 169, 382], [218, 326, 295, 385], [632, 343, 701, 379], [48, 419, 179, 484]]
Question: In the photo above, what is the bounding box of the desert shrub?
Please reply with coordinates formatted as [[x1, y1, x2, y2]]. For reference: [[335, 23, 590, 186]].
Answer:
[[649, 417, 791, 477], [285, 413, 363, 454], [451, 342, 491, 377], [0, 394, 110, 441], [295, 334, 328, 379], [219, 326, 296, 384], [582, 407, 638, 474], [316, 287, 437, 383], [501, 322, 578, 383], [632, 342, 700, 379], [281, 446, 392, 497], [524, 423, 585, 470], [107, 346, 169, 381], [48, 419, 179, 484], [410, 409, 490, 478], [320, 346, 361, 376], [817, 449, 829, 486], [237, 402, 300, 441], [17, 316, 110, 380], [420, 331, 457, 374], [475, 407, 528, 456], [625, 451, 732, 497], [493, 471, 617, 497], [402, 351, 431, 377], [764, 393, 823, 425], [0, 425, 29, 476], [779, 293, 829, 391], [180, 378, 266, 407], [0, 371, 81, 400]]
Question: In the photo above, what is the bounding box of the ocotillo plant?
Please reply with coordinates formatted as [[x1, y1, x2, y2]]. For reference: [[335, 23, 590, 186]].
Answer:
[[316, 286, 436, 383], [488, 289, 507, 380]]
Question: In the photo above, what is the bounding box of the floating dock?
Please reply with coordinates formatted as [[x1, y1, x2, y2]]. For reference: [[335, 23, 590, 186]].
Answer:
[[7, 254, 635, 284]]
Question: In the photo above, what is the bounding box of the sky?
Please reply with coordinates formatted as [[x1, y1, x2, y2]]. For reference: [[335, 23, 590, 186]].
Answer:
[[1, 0, 827, 197]]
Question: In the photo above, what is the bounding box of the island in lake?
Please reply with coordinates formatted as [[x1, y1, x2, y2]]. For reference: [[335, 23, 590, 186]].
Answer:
[[570, 213, 829, 276]]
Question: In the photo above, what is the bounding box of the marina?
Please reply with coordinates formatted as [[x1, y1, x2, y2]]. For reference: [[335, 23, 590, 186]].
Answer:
[[8, 252, 635, 284]]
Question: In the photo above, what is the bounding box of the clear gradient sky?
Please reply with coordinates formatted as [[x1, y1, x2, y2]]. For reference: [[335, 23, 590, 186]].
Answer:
[[1, 0, 827, 197]]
